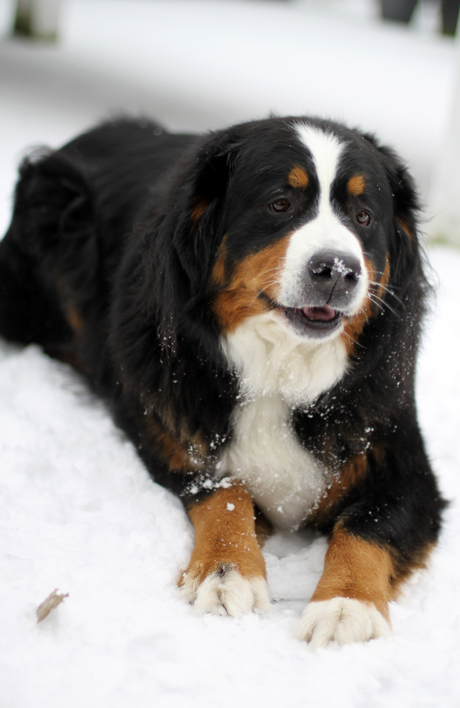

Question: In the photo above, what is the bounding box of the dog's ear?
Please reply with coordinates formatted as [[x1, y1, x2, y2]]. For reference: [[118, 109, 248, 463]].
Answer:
[[362, 133, 419, 242], [188, 135, 240, 226], [362, 133, 422, 292], [138, 129, 242, 354], [158, 129, 242, 295]]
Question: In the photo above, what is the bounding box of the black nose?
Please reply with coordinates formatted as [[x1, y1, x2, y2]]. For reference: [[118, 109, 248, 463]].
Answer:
[[308, 250, 362, 307]]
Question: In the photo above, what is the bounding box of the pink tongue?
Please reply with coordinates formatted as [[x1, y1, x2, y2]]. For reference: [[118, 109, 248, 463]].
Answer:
[[301, 305, 337, 322]]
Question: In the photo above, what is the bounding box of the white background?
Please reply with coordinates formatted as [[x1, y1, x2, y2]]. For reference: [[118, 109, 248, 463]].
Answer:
[[0, 2, 459, 706]]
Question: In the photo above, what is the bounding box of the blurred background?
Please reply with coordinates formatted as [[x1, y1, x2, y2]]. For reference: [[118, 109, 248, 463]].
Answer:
[[1, 0, 460, 243]]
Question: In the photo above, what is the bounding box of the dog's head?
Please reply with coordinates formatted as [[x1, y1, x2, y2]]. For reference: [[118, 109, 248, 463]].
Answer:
[[151, 117, 419, 380], [173, 118, 417, 344]]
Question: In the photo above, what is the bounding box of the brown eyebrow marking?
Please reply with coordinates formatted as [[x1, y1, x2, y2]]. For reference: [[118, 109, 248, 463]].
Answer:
[[288, 166, 309, 189], [347, 174, 366, 196]]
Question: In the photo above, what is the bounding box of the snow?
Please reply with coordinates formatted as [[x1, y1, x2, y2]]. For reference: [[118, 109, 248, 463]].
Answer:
[[0, 1, 460, 706]]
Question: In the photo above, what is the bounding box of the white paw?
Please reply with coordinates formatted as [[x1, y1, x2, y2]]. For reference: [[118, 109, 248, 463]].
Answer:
[[297, 597, 391, 649], [180, 566, 271, 618]]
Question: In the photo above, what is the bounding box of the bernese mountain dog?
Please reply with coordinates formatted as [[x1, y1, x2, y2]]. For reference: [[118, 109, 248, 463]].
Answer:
[[0, 116, 445, 648]]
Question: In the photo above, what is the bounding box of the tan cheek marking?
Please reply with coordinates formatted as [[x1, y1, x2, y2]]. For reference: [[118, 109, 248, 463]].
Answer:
[[179, 484, 267, 588], [347, 174, 366, 196], [341, 254, 391, 355], [288, 166, 309, 189], [341, 256, 374, 355], [311, 453, 369, 527], [310, 527, 396, 621], [212, 234, 291, 333], [342, 304, 372, 355]]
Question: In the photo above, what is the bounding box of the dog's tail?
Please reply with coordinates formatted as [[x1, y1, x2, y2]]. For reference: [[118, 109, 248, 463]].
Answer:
[[0, 149, 97, 350]]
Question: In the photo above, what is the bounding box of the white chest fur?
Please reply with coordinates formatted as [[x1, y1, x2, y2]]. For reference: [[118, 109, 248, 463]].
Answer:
[[219, 312, 349, 530], [219, 394, 327, 529]]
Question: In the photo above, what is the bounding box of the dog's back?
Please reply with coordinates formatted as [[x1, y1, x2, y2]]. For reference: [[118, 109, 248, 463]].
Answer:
[[0, 119, 195, 373]]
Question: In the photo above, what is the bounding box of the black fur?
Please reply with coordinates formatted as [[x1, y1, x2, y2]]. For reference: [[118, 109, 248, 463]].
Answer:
[[1, 116, 444, 583]]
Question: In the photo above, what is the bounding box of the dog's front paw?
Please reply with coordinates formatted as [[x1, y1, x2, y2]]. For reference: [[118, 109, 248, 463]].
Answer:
[[297, 597, 391, 649], [179, 563, 271, 618]]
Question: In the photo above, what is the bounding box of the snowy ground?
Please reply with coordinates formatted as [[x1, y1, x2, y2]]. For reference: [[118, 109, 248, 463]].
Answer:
[[1, 2, 460, 707]]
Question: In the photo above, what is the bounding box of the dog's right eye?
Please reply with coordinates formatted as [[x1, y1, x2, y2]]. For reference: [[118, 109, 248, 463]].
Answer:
[[269, 199, 291, 213], [356, 210, 371, 226]]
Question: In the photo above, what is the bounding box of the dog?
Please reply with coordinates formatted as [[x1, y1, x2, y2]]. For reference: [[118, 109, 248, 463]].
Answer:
[[0, 116, 445, 648]]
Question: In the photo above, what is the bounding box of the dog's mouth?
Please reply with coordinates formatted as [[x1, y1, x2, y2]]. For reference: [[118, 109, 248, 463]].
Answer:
[[298, 304, 339, 323], [281, 304, 343, 337], [282, 305, 343, 334], [258, 292, 345, 338]]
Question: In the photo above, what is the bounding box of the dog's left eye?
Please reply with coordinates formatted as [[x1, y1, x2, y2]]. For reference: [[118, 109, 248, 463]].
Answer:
[[269, 199, 291, 213], [356, 210, 371, 226]]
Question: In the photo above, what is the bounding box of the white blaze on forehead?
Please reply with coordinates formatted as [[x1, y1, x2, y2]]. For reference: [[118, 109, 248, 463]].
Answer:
[[279, 123, 368, 312], [295, 123, 345, 198]]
